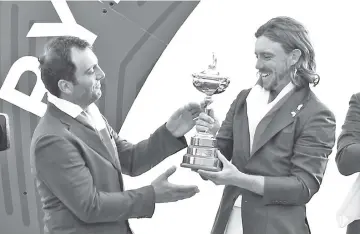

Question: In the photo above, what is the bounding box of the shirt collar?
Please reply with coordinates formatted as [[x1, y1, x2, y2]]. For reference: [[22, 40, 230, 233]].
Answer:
[[47, 92, 106, 130], [253, 81, 294, 102], [275, 81, 295, 99], [47, 92, 84, 118], [255, 78, 295, 98]]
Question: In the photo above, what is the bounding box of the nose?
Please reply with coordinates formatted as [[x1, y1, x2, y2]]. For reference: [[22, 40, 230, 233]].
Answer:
[[255, 58, 264, 70], [96, 66, 105, 80]]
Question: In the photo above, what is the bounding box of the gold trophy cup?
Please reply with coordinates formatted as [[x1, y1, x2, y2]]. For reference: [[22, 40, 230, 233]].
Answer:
[[181, 53, 230, 171]]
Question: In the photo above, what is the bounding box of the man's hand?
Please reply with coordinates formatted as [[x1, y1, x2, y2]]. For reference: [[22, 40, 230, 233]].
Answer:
[[195, 108, 220, 136], [197, 151, 265, 195], [151, 166, 200, 203], [197, 150, 243, 186], [166, 102, 202, 137]]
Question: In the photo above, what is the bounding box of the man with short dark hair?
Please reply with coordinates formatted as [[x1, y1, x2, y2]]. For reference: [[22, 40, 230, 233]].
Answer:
[[30, 36, 201, 234], [195, 17, 336, 234]]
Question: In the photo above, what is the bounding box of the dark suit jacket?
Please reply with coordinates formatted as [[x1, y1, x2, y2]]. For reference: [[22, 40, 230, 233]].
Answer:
[[211, 85, 336, 234], [336, 92, 360, 234], [30, 103, 187, 234]]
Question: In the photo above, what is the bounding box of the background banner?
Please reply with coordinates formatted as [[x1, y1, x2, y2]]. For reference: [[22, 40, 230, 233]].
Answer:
[[0, 1, 199, 233]]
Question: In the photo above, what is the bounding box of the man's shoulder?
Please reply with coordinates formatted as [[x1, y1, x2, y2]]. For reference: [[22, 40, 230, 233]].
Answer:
[[352, 91, 360, 97], [301, 90, 335, 120], [350, 92, 360, 102], [31, 113, 67, 147]]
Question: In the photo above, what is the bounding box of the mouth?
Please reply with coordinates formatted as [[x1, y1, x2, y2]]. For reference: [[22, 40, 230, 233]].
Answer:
[[94, 83, 101, 90], [258, 72, 271, 79], [261, 72, 270, 78]]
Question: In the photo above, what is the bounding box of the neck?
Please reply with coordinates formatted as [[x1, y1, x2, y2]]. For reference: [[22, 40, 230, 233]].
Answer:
[[256, 77, 291, 103], [268, 80, 290, 102]]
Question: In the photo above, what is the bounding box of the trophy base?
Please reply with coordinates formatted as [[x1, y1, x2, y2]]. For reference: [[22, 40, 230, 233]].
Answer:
[[181, 154, 222, 172]]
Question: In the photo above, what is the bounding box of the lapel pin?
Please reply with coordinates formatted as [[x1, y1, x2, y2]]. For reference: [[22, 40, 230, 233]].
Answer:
[[291, 103, 304, 117]]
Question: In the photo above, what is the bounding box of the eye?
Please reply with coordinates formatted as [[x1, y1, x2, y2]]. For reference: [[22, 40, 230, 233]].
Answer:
[[263, 54, 273, 60], [87, 66, 96, 74]]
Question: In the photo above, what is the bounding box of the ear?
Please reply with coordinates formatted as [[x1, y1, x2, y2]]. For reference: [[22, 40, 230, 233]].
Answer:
[[290, 49, 302, 66], [58, 79, 73, 95]]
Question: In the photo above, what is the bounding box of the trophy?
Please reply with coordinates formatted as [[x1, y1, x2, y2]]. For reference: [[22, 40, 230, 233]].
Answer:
[[181, 53, 230, 172]]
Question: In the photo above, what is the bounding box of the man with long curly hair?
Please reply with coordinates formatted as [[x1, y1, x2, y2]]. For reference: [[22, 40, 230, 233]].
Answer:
[[195, 16, 336, 234]]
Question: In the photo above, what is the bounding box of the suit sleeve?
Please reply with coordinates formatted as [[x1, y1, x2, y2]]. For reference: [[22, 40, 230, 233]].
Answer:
[[106, 123, 188, 177], [262, 108, 336, 206], [336, 93, 360, 176], [216, 92, 244, 161], [34, 135, 156, 223]]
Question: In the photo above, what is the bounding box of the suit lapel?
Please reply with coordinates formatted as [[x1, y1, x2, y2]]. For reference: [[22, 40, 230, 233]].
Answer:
[[237, 101, 252, 162], [250, 86, 311, 157], [229, 89, 252, 164], [69, 123, 117, 165], [100, 127, 122, 170], [48, 103, 118, 167], [101, 119, 125, 190]]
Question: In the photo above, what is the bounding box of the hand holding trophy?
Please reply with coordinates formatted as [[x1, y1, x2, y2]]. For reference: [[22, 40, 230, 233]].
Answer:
[[181, 53, 230, 172]]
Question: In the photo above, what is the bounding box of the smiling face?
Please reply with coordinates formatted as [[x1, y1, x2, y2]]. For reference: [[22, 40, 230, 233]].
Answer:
[[254, 35, 293, 91], [59, 47, 105, 108]]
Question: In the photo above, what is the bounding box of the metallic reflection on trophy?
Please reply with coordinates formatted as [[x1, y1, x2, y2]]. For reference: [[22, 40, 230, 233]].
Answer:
[[181, 53, 230, 172]]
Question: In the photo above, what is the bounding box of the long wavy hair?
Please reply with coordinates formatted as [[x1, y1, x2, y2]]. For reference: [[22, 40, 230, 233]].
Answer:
[[255, 16, 320, 88]]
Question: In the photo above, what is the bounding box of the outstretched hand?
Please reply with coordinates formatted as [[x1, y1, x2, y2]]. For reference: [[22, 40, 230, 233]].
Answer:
[[151, 166, 200, 203], [166, 103, 202, 137]]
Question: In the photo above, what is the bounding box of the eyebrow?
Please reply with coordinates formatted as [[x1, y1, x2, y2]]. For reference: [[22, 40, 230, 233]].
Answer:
[[254, 51, 275, 58], [255, 51, 274, 55]]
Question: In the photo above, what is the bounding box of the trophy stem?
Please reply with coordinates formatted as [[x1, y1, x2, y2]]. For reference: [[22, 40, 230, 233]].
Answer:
[[198, 95, 213, 135], [204, 95, 213, 116]]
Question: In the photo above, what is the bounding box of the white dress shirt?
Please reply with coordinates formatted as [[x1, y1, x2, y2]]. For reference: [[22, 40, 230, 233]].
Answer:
[[224, 82, 295, 234], [47, 92, 106, 131]]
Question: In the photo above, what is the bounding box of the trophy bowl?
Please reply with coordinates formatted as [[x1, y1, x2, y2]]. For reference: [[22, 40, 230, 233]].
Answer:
[[181, 53, 230, 172]]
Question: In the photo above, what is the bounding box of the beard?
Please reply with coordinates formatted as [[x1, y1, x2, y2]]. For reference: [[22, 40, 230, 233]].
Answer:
[[257, 67, 290, 92]]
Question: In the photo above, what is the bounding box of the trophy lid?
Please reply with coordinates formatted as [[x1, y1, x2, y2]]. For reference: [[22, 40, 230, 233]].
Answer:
[[192, 53, 229, 80], [192, 53, 230, 96]]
